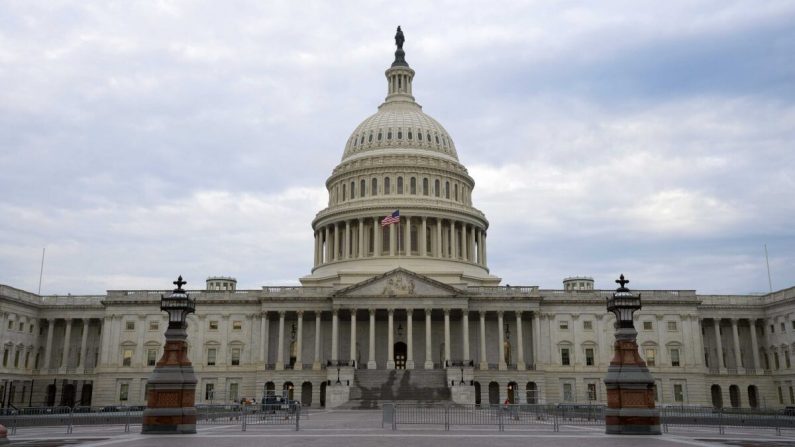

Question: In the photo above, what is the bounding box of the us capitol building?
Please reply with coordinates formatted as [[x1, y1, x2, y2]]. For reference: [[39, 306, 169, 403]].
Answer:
[[1, 29, 794, 411]]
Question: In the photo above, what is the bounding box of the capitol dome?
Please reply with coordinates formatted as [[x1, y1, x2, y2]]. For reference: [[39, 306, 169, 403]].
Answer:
[[301, 27, 500, 288]]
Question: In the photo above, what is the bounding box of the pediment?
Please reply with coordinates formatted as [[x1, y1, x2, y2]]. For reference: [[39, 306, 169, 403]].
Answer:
[[333, 268, 463, 298]]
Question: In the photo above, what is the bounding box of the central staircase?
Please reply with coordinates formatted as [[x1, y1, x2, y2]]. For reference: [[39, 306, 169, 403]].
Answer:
[[342, 369, 451, 409]]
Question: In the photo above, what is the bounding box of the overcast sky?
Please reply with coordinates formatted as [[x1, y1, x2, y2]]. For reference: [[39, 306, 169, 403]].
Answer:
[[1, 1, 794, 295]]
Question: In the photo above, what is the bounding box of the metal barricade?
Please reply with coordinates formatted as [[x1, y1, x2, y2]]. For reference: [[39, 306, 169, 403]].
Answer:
[[68, 406, 140, 433], [242, 401, 300, 431], [195, 404, 243, 425]]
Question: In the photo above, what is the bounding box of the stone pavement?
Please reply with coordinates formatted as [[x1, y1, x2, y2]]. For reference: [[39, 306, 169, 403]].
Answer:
[[5, 410, 795, 447]]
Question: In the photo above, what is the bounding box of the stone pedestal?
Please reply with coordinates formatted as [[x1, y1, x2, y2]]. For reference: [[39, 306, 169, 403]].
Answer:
[[604, 328, 661, 435], [142, 327, 197, 434], [326, 384, 350, 408]]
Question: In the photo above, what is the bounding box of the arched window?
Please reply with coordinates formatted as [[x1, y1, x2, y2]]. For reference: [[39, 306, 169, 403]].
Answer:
[[445, 181, 450, 199], [422, 178, 428, 195], [368, 133, 373, 142], [377, 131, 382, 141], [384, 177, 391, 195], [361, 179, 366, 197], [417, 131, 422, 141], [435, 135, 440, 144], [387, 129, 392, 140], [360, 135, 365, 145], [350, 181, 355, 199], [410, 177, 416, 194], [397, 129, 402, 139], [454, 184, 458, 201], [407, 130, 412, 140], [371, 178, 378, 196], [342, 184, 346, 201], [353, 136, 357, 147], [397, 177, 403, 194], [434, 179, 440, 197]]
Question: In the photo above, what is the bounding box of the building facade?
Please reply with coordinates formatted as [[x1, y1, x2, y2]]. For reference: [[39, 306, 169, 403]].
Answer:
[[1, 32, 794, 410]]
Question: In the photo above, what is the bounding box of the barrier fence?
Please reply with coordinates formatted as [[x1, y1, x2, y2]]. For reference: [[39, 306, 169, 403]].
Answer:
[[384, 403, 795, 435], [0, 402, 302, 434]]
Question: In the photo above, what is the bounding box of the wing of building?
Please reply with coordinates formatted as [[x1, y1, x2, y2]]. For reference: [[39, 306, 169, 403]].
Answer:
[[2, 30, 795, 411]]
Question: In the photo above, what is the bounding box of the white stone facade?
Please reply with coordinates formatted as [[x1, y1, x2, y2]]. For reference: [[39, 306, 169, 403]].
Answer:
[[1, 32, 794, 411]]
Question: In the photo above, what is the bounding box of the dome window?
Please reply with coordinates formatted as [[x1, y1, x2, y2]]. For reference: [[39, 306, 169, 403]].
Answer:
[[361, 179, 366, 197], [387, 130, 392, 140], [360, 135, 365, 144], [445, 181, 450, 199], [407, 131, 412, 140], [397, 177, 403, 194], [371, 178, 378, 196], [434, 179, 440, 197], [384, 177, 391, 195], [368, 133, 373, 142], [351, 181, 356, 199], [353, 137, 357, 147], [454, 184, 458, 201], [397, 129, 402, 139], [427, 132, 431, 143], [435, 135, 440, 144], [410, 177, 417, 195], [342, 183, 346, 201], [423, 178, 429, 196], [378, 132, 382, 141], [418, 132, 422, 141]]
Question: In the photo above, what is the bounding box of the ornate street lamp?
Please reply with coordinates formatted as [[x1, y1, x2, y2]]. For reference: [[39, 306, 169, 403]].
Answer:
[[142, 276, 198, 435], [604, 274, 660, 435]]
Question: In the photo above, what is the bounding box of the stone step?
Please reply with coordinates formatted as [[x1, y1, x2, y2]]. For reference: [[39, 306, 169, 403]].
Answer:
[[348, 369, 451, 403]]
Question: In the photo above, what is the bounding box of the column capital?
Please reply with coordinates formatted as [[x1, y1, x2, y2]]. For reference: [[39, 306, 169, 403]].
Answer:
[[479, 310, 487, 318], [260, 311, 268, 318], [443, 309, 451, 316], [514, 310, 522, 317], [296, 310, 304, 317], [388, 308, 395, 316], [82, 318, 90, 324], [497, 311, 504, 317], [406, 309, 413, 317], [730, 317, 739, 324], [278, 311, 286, 317], [332, 309, 339, 316], [595, 314, 604, 321], [461, 310, 469, 317], [369, 308, 376, 316], [425, 308, 432, 316], [655, 314, 664, 320]]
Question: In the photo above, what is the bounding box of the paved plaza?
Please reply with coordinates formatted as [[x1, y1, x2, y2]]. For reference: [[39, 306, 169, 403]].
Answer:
[[4, 409, 795, 447]]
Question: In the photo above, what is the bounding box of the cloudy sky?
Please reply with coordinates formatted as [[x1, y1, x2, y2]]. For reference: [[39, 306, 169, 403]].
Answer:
[[1, 1, 793, 295]]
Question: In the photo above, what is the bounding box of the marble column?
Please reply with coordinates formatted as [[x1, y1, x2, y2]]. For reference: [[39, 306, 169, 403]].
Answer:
[[403, 216, 411, 255], [469, 225, 476, 262], [461, 224, 467, 260], [276, 311, 285, 370], [331, 310, 339, 363], [532, 312, 541, 368], [406, 310, 414, 369], [61, 318, 73, 368], [387, 309, 395, 369], [479, 311, 487, 370], [358, 218, 365, 258], [345, 220, 351, 259], [692, 317, 704, 367], [713, 318, 725, 370], [420, 217, 427, 256], [294, 311, 303, 370], [389, 222, 396, 256], [476, 230, 482, 264], [482, 231, 488, 266], [350, 309, 357, 366], [443, 309, 451, 366], [451, 221, 458, 259], [324, 226, 331, 263], [260, 312, 268, 364], [43, 318, 55, 369], [374, 217, 382, 256], [368, 309, 376, 369], [313, 312, 321, 370], [79, 318, 90, 368], [424, 309, 433, 369], [516, 312, 525, 370], [498, 311, 506, 370], [333, 223, 340, 261], [462, 311, 470, 363], [435, 219, 442, 258], [731, 318, 743, 370], [750, 319, 761, 371]]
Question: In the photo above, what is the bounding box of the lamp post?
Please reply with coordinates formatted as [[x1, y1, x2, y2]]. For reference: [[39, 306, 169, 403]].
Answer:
[[604, 274, 661, 435], [142, 276, 198, 434]]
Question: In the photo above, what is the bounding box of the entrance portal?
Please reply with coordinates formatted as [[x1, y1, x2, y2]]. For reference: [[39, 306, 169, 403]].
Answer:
[[394, 342, 407, 369]]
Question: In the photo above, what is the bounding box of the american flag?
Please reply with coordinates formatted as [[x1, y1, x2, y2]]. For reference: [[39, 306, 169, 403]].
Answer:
[[381, 210, 400, 227]]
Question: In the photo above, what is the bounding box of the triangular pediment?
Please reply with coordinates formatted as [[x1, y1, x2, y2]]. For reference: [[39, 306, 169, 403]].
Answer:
[[333, 268, 464, 298]]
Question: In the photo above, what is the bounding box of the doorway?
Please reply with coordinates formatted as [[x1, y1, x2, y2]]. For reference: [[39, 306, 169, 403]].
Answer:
[[394, 342, 407, 369]]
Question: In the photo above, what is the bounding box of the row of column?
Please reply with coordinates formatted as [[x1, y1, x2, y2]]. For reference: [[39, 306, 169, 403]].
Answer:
[[40, 318, 95, 370], [706, 317, 763, 373], [313, 216, 487, 266], [263, 309, 531, 371]]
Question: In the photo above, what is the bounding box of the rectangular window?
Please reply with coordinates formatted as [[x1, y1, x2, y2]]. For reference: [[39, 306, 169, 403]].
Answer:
[[2, 349, 7, 367], [18, 322, 24, 332], [585, 348, 594, 366], [642, 321, 653, 331], [13, 351, 20, 367], [559, 321, 569, 330], [563, 383, 573, 402], [583, 321, 593, 330], [205, 383, 215, 401], [779, 386, 784, 404], [147, 349, 158, 366], [209, 321, 219, 331], [232, 321, 242, 331], [674, 384, 684, 403], [119, 383, 129, 402], [207, 348, 217, 366], [125, 321, 135, 331], [670, 348, 681, 367], [644, 348, 656, 367], [782, 322, 786, 332], [775, 353, 781, 369], [786, 351, 792, 369], [229, 383, 239, 402], [771, 324, 775, 333], [29, 325, 33, 333], [587, 383, 597, 401], [24, 352, 30, 368], [561, 348, 570, 366], [122, 349, 133, 367], [667, 321, 677, 331], [149, 321, 159, 331], [231, 348, 241, 366], [7, 321, 12, 330]]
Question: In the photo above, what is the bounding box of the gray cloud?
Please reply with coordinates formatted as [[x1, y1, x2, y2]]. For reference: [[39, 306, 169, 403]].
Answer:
[[0, 0, 793, 294]]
